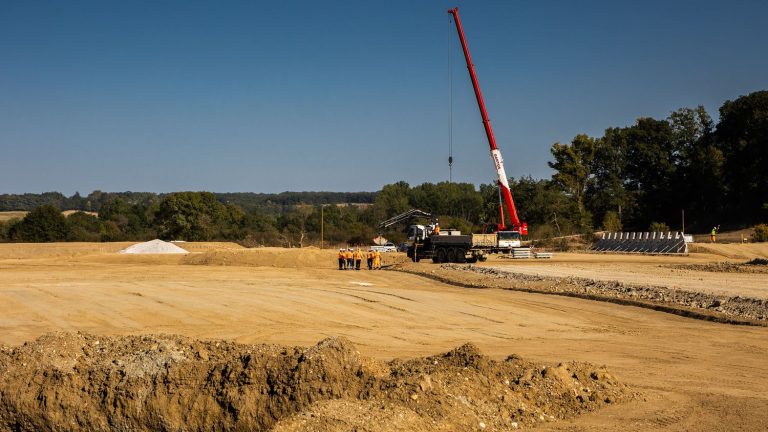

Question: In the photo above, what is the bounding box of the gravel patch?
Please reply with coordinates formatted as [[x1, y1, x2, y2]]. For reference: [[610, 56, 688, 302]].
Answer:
[[438, 264, 768, 323]]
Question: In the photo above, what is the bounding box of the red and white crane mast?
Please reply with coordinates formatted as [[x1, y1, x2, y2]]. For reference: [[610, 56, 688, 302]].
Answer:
[[448, 7, 527, 236]]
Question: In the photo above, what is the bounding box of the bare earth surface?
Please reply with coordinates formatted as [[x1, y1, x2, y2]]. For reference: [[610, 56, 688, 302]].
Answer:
[[1, 243, 767, 430], [481, 250, 768, 299]]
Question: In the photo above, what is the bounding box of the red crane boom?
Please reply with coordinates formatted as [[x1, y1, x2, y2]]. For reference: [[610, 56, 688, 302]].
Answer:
[[448, 7, 526, 235]]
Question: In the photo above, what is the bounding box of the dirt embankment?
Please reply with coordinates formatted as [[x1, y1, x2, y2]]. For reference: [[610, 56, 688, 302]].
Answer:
[[687, 242, 768, 260], [668, 258, 768, 274], [396, 263, 768, 325], [0, 333, 629, 432], [182, 247, 409, 269]]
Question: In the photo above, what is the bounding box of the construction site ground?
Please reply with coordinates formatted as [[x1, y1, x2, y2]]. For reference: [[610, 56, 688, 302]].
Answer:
[[1, 242, 767, 430]]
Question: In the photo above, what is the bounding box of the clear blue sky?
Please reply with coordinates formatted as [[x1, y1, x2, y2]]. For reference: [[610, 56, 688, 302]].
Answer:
[[1, 0, 766, 195]]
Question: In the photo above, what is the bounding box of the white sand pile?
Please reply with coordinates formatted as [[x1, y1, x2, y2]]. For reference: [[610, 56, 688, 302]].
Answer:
[[119, 239, 188, 254]]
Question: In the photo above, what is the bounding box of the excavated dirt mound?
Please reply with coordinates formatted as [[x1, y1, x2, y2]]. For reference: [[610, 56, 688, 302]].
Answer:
[[0, 333, 630, 431], [182, 247, 409, 269], [669, 259, 768, 274]]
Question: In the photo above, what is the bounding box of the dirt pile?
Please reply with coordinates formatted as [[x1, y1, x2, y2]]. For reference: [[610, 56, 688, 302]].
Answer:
[[119, 239, 188, 254], [669, 259, 768, 274], [0, 333, 630, 431]]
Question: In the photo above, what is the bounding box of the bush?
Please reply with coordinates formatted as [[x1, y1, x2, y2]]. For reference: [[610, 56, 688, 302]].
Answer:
[[648, 221, 671, 232], [752, 224, 768, 242], [67, 211, 102, 242], [13, 205, 69, 242], [601, 211, 622, 232]]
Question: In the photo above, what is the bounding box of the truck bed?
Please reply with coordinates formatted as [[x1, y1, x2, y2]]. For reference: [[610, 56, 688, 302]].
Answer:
[[429, 234, 472, 248], [471, 233, 497, 248]]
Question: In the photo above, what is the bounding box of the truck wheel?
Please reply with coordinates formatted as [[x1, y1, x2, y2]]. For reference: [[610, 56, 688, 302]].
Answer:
[[437, 248, 448, 263], [478, 255, 488, 262], [450, 248, 466, 263], [466, 257, 478, 263], [432, 256, 440, 263]]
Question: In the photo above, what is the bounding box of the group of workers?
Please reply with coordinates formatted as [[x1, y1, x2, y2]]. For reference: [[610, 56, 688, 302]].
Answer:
[[337, 248, 382, 270]]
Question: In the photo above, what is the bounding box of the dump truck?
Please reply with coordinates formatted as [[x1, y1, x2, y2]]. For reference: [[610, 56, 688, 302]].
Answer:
[[405, 223, 522, 263], [378, 210, 521, 263]]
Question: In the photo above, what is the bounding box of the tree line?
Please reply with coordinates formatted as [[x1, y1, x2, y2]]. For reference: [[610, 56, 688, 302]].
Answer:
[[0, 90, 765, 244], [0, 191, 376, 213], [548, 90, 767, 233]]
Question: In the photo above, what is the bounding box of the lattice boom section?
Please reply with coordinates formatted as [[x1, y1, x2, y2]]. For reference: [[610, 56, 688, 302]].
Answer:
[[592, 231, 688, 254]]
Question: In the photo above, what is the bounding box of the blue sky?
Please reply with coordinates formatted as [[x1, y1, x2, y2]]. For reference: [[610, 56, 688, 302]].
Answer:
[[1, 0, 766, 194]]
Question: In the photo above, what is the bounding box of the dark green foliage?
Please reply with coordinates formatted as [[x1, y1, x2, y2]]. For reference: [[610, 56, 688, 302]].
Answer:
[[648, 221, 671, 232], [715, 91, 768, 224], [573, 90, 767, 232], [67, 212, 102, 242], [752, 224, 768, 242], [154, 192, 243, 241], [549, 134, 596, 212], [601, 211, 622, 232], [12, 205, 69, 242]]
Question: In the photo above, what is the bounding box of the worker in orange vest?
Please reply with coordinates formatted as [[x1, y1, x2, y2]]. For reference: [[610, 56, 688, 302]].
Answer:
[[345, 248, 354, 270], [353, 248, 363, 270], [337, 248, 346, 270], [373, 250, 382, 270], [366, 249, 374, 270]]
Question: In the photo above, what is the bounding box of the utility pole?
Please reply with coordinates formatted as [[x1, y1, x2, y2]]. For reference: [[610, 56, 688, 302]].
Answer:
[[681, 209, 685, 233], [320, 205, 324, 249]]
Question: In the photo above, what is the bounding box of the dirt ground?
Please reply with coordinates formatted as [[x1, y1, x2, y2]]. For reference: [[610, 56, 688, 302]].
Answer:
[[1, 242, 767, 430], [479, 248, 768, 300]]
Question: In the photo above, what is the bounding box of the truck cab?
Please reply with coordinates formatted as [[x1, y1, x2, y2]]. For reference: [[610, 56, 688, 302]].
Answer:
[[497, 230, 522, 248], [407, 224, 431, 241]]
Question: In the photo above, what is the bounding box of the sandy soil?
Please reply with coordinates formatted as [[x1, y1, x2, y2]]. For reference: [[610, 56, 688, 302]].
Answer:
[[0, 212, 27, 222], [480, 250, 768, 299], [0, 210, 99, 222], [0, 243, 767, 430]]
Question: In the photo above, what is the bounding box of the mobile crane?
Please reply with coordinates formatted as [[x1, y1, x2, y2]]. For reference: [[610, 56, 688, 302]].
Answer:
[[378, 8, 530, 264], [448, 7, 528, 240]]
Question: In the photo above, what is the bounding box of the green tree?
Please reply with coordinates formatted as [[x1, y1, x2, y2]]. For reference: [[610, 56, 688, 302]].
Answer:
[[13, 205, 69, 242], [548, 134, 597, 211], [67, 211, 102, 241], [669, 106, 723, 229], [549, 134, 597, 233], [601, 211, 622, 232], [154, 192, 240, 241], [585, 127, 633, 230], [715, 91, 768, 223], [373, 181, 410, 220]]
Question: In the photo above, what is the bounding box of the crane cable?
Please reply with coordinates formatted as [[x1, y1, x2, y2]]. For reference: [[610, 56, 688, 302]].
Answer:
[[447, 15, 454, 182]]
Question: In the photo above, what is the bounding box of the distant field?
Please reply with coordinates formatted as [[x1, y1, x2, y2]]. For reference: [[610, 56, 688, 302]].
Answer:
[[0, 211, 27, 222], [0, 210, 98, 222]]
